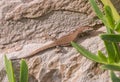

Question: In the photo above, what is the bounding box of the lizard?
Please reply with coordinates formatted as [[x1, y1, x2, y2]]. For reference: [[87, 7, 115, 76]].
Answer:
[[11, 26, 92, 60]]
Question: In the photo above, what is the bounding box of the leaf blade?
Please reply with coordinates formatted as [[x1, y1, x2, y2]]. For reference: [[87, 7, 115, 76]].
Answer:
[[101, 64, 120, 71], [100, 34, 120, 42], [104, 5, 115, 29], [20, 59, 28, 82], [4, 55, 16, 82], [115, 19, 120, 32], [101, 0, 120, 22], [98, 51, 108, 63], [89, 0, 104, 20], [110, 71, 120, 82], [71, 42, 103, 63]]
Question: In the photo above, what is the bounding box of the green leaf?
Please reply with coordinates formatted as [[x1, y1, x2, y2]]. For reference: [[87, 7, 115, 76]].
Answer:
[[113, 43, 120, 63], [100, 34, 120, 42], [98, 51, 108, 63], [100, 0, 120, 22], [101, 64, 120, 71], [104, 5, 115, 29], [4, 55, 16, 82], [89, 0, 104, 21], [115, 19, 120, 32], [103, 28, 120, 63], [104, 41, 116, 63], [71, 42, 104, 63], [20, 59, 28, 82], [110, 71, 120, 82]]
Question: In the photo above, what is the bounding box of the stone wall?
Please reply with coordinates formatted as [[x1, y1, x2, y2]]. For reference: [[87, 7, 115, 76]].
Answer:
[[0, 0, 101, 52], [0, 0, 120, 82]]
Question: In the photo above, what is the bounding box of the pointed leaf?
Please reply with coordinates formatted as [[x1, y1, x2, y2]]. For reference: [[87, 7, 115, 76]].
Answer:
[[98, 51, 108, 63], [4, 55, 16, 82], [101, 64, 120, 71], [115, 19, 120, 32], [110, 71, 120, 82], [104, 5, 115, 29], [20, 59, 28, 82], [104, 41, 116, 63], [101, 0, 120, 22], [100, 34, 120, 63], [100, 34, 120, 42], [112, 43, 120, 63], [71, 42, 104, 63], [89, 0, 104, 20]]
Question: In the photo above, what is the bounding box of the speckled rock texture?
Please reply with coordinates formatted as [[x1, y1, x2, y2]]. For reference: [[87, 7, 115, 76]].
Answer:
[[0, 0, 120, 82], [0, 0, 102, 52]]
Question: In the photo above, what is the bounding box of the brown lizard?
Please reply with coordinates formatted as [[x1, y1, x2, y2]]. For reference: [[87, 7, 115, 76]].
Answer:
[[11, 26, 92, 60]]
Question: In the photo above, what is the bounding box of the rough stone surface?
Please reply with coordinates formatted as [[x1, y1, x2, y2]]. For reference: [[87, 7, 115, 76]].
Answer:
[[0, 27, 110, 82], [0, 0, 103, 52], [0, 0, 120, 82], [4, 0, 94, 20]]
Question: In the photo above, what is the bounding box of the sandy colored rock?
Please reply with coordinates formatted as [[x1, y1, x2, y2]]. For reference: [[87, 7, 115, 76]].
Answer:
[[0, 0, 120, 82], [4, 0, 94, 20], [0, 27, 110, 82], [0, 0, 102, 52]]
